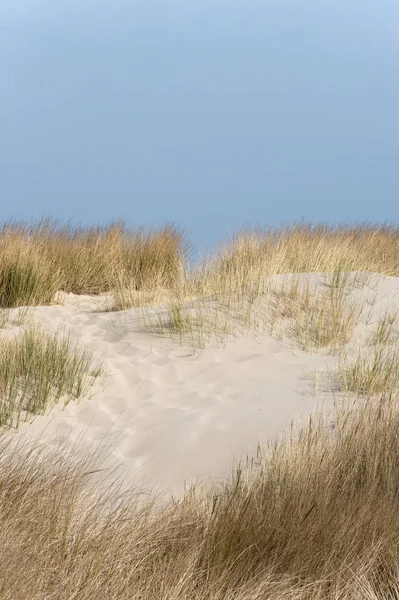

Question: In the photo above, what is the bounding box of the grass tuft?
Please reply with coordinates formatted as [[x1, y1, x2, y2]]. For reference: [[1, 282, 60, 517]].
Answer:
[[0, 248, 61, 308], [267, 271, 362, 352], [0, 219, 189, 306], [369, 309, 398, 346], [338, 343, 399, 398], [0, 325, 104, 428]]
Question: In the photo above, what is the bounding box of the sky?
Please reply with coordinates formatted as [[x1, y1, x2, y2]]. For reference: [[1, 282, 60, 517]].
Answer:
[[1, 0, 398, 257]]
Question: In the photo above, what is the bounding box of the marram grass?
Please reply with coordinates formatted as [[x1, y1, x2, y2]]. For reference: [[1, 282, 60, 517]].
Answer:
[[0, 325, 104, 428], [0, 219, 397, 598], [1, 392, 399, 598], [0, 219, 189, 306]]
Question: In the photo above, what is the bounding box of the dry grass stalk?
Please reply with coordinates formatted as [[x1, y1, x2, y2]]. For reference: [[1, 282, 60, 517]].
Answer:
[[369, 309, 398, 346]]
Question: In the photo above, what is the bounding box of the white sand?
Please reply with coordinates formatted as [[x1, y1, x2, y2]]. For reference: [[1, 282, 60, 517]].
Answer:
[[1, 272, 398, 501]]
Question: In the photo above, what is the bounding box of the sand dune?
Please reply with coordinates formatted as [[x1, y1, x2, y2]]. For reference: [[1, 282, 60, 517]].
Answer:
[[2, 271, 398, 501]]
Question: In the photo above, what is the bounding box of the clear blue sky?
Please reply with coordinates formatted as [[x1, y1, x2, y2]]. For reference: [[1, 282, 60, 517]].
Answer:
[[1, 0, 398, 257]]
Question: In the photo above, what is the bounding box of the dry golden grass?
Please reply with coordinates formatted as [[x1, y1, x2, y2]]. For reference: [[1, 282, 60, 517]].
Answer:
[[266, 271, 365, 352], [369, 309, 399, 346], [338, 343, 399, 399], [0, 219, 188, 307], [1, 392, 399, 598], [140, 268, 366, 354], [0, 242, 62, 308], [135, 223, 398, 352], [210, 223, 399, 281], [307, 307, 399, 400], [1, 220, 399, 598]]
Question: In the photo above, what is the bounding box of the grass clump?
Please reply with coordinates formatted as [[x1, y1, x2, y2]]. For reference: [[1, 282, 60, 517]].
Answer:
[[338, 343, 399, 399], [267, 270, 362, 352], [211, 222, 399, 283], [369, 309, 398, 346], [141, 294, 231, 352], [0, 326, 104, 428], [2, 393, 399, 598], [0, 219, 189, 306], [104, 272, 168, 312], [0, 247, 61, 308]]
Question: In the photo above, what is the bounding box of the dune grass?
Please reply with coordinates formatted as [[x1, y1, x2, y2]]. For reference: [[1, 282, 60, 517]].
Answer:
[[132, 223, 398, 352], [210, 222, 399, 280], [0, 220, 399, 598], [369, 308, 398, 346], [139, 267, 366, 354], [0, 244, 62, 308], [0, 325, 104, 428], [266, 270, 365, 352], [0, 219, 188, 307], [105, 221, 397, 308], [338, 343, 399, 399], [1, 392, 399, 598]]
